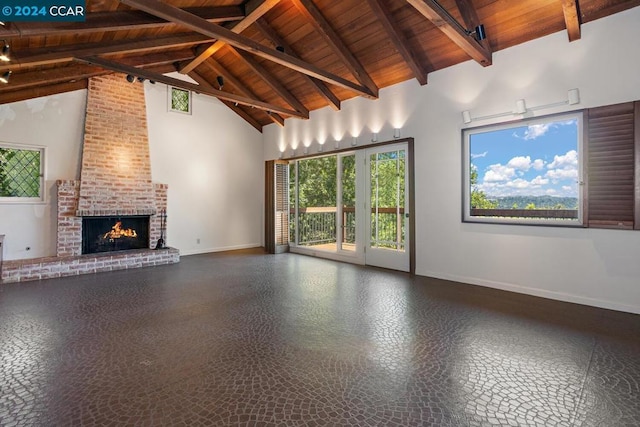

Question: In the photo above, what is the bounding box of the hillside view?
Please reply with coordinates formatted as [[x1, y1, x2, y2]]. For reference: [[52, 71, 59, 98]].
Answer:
[[491, 196, 578, 210]]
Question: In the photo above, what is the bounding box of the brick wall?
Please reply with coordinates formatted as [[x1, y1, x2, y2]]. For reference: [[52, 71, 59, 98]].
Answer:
[[77, 73, 156, 216]]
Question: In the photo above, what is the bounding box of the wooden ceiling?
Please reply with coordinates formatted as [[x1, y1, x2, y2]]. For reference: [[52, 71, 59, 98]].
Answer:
[[1, 0, 638, 131]]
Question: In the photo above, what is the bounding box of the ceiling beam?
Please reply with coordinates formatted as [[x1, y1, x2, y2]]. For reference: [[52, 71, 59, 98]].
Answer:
[[290, 0, 378, 97], [230, 47, 309, 118], [77, 56, 304, 118], [196, 58, 285, 126], [6, 33, 212, 71], [562, 0, 581, 42], [0, 6, 244, 39], [453, 0, 491, 52], [406, 0, 492, 67], [179, 0, 282, 74], [365, 0, 429, 85], [188, 71, 263, 132], [119, 0, 376, 98], [0, 64, 107, 91], [254, 18, 340, 111], [0, 80, 88, 105]]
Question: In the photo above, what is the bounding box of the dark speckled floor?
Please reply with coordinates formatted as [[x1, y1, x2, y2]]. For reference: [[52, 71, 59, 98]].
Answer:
[[1, 249, 639, 426]]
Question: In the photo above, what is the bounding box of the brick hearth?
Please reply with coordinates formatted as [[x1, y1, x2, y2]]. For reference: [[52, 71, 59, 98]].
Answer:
[[0, 74, 179, 284]]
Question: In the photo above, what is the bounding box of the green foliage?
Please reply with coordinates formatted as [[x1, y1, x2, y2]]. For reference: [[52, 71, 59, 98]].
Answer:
[[470, 165, 498, 209], [525, 202, 536, 210], [0, 147, 41, 198]]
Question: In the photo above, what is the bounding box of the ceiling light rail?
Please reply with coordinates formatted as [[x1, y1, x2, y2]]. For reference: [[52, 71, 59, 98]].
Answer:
[[462, 89, 581, 124]]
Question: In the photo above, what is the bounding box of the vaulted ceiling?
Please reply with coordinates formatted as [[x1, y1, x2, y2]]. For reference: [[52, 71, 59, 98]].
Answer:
[[1, 0, 638, 131]]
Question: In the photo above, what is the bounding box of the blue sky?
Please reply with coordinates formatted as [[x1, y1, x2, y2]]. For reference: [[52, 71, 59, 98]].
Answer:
[[470, 118, 579, 198]]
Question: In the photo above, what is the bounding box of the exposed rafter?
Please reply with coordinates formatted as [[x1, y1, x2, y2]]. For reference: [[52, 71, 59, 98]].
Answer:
[[77, 56, 305, 118], [406, 0, 492, 67], [230, 47, 309, 118], [0, 64, 107, 91], [188, 71, 263, 132], [197, 58, 286, 127], [254, 18, 340, 111], [0, 80, 88, 105], [7, 33, 212, 71], [179, 0, 282, 74], [562, 0, 581, 42], [119, 0, 376, 99], [365, 0, 429, 85], [0, 6, 244, 38], [453, 0, 491, 52], [290, 0, 379, 98]]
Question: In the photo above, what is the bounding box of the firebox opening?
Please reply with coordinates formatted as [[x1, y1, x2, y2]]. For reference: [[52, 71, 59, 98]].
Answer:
[[82, 216, 150, 255]]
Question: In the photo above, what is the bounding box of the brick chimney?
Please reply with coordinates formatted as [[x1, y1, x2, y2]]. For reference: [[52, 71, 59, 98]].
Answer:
[[76, 73, 156, 216]]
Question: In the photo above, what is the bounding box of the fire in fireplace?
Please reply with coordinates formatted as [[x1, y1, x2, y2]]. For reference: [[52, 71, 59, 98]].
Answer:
[[82, 216, 150, 254]]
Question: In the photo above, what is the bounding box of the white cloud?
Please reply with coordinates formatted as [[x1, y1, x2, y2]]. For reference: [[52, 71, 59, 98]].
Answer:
[[545, 189, 557, 195], [506, 178, 530, 189], [562, 185, 573, 191], [530, 176, 549, 186], [471, 151, 488, 159], [483, 164, 516, 182], [523, 123, 550, 140], [548, 150, 578, 169], [507, 155, 532, 171], [532, 159, 545, 170], [546, 168, 578, 181]]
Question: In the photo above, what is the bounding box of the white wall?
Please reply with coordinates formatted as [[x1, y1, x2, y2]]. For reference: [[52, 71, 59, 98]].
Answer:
[[145, 75, 263, 255], [0, 91, 87, 260], [0, 75, 263, 260], [263, 7, 640, 314]]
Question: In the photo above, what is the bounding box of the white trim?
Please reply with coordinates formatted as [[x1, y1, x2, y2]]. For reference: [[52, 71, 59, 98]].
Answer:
[[179, 243, 261, 256], [290, 245, 364, 265], [420, 270, 640, 315]]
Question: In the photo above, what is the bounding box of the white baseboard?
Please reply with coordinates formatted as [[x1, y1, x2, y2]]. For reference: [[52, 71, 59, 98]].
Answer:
[[180, 243, 262, 256], [419, 270, 640, 315]]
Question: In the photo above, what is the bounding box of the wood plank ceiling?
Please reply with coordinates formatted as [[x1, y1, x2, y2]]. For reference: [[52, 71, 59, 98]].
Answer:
[[0, 0, 638, 131]]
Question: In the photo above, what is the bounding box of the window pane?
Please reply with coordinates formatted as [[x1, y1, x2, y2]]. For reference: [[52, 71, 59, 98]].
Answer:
[[341, 154, 356, 251], [370, 150, 405, 250], [465, 115, 581, 224], [0, 147, 42, 198], [170, 87, 190, 113], [296, 156, 337, 249]]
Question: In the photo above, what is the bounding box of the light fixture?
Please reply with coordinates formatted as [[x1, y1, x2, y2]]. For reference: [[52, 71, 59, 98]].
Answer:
[[126, 74, 135, 83], [0, 40, 10, 62], [466, 24, 486, 41], [291, 149, 296, 157], [276, 46, 285, 53], [0, 21, 5, 26], [351, 137, 358, 146], [318, 145, 323, 152], [394, 128, 401, 139], [515, 99, 527, 114], [303, 146, 309, 155], [568, 88, 580, 105], [371, 132, 378, 142], [216, 75, 224, 90], [0, 70, 11, 84], [137, 77, 146, 83], [462, 110, 472, 124], [278, 152, 283, 159], [334, 140, 340, 149], [149, 80, 156, 84]]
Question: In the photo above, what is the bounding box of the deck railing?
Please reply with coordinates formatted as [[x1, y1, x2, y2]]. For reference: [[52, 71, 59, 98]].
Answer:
[[290, 206, 404, 248]]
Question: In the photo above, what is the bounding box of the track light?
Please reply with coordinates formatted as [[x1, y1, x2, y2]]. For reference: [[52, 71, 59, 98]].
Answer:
[[276, 46, 285, 53], [351, 137, 358, 146], [0, 70, 11, 84], [126, 74, 135, 83], [371, 133, 378, 142], [137, 76, 145, 83], [216, 75, 224, 90], [0, 40, 10, 62], [394, 128, 401, 139], [462, 110, 472, 124], [466, 24, 486, 41], [515, 99, 527, 114]]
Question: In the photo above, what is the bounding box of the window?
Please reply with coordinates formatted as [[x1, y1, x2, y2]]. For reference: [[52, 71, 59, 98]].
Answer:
[[0, 143, 45, 203], [168, 86, 191, 114], [463, 112, 583, 225]]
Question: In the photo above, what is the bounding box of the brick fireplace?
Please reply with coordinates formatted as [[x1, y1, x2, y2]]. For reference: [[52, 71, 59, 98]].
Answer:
[[1, 74, 179, 284]]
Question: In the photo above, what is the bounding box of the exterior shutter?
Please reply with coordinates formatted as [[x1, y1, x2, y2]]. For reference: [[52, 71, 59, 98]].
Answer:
[[265, 160, 289, 254], [585, 102, 636, 229]]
